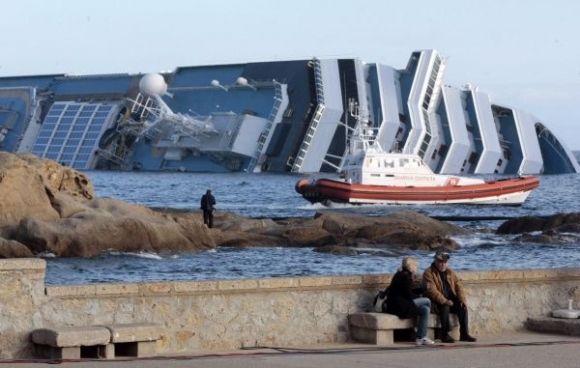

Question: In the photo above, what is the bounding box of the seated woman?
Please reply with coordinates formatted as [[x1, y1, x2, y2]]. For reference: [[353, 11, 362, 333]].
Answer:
[[385, 256, 434, 346]]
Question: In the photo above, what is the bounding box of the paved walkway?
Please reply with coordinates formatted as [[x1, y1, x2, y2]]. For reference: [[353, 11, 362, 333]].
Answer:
[[5, 331, 580, 368]]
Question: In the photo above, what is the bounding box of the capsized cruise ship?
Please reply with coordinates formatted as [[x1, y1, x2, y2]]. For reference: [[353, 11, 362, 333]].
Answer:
[[0, 49, 578, 175]]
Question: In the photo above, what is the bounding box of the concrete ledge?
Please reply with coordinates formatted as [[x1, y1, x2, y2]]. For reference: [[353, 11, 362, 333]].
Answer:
[[348, 313, 459, 345], [0, 258, 45, 271], [95, 283, 139, 296], [45, 285, 97, 297], [526, 316, 580, 336]]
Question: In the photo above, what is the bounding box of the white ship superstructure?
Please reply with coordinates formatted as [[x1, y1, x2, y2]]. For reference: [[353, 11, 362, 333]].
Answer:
[[0, 50, 577, 175]]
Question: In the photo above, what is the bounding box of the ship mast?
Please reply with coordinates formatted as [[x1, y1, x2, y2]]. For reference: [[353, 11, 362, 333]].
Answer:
[[347, 99, 383, 154]]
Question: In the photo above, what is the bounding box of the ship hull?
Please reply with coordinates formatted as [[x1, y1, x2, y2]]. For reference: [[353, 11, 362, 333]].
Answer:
[[295, 176, 540, 206]]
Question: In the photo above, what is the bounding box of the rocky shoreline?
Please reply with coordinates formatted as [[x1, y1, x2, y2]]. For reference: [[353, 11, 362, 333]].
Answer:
[[0, 152, 579, 259]]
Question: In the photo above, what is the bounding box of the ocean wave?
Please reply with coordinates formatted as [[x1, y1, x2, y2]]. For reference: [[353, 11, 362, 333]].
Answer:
[[106, 251, 164, 260]]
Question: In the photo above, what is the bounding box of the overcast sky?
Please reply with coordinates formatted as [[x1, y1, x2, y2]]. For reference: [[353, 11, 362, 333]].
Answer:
[[1, 0, 579, 148]]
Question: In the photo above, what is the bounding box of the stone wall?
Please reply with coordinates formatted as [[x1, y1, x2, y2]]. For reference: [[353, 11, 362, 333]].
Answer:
[[0, 259, 46, 358], [2, 259, 580, 359]]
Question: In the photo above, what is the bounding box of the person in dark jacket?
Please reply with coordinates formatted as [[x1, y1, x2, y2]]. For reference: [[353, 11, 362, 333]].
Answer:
[[423, 251, 477, 343], [386, 256, 434, 345], [200, 189, 216, 228]]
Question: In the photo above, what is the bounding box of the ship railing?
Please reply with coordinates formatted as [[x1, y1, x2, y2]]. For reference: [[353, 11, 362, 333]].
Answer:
[[95, 147, 129, 167], [312, 58, 325, 104], [130, 93, 156, 122], [168, 79, 280, 92], [248, 82, 284, 172], [291, 61, 326, 172], [292, 104, 324, 172]]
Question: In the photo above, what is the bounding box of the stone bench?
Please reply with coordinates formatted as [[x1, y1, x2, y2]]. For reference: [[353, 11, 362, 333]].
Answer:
[[348, 312, 459, 345], [31, 323, 163, 360], [105, 323, 163, 358], [31, 326, 113, 360]]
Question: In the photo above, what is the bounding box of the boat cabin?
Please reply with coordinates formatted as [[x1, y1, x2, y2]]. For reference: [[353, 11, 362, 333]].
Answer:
[[341, 149, 443, 186]]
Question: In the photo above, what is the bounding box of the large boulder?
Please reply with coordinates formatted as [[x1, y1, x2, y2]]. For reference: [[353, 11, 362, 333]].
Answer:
[[14, 198, 215, 257], [0, 238, 34, 258], [322, 210, 465, 245], [0, 153, 215, 257], [210, 209, 467, 251], [307, 210, 464, 252], [497, 213, 580, 234], [0, 152, 80, 228]]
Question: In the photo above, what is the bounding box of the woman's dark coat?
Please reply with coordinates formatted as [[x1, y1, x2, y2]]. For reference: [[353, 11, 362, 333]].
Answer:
[[385, 269, 419, 319]]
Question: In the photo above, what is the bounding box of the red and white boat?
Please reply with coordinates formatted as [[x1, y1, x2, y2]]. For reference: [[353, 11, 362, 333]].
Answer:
[[296, 113, 539, 206]]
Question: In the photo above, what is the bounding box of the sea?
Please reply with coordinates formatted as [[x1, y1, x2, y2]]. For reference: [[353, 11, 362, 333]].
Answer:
[[44, 168, 580, 285]]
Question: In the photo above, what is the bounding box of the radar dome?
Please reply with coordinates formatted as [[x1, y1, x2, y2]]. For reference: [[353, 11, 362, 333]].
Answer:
[[139, 73, 167, 96]]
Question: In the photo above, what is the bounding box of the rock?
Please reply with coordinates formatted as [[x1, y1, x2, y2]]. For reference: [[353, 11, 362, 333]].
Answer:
[[368, 232, 460, 250], [512, 231, 580, 245], [557, 223, 580, 233], [497, 213, 580, 246], [14, 198, 215, 257], [314, 245, 358, 256], [0, 153, 215, 257], [0, 153, 61, 227], [497, 213, 580, 235], [17, 153, 95, 200], [212, 212, 280, 232], [213, 232, 287, 248], [313, 210, 464, 250], [319, 210, 468, 238], [282, 227, 339, 247], [0, 238, 33, 258]]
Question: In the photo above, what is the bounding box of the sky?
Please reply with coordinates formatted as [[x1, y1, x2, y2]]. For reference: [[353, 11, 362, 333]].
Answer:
[[1, 0, 579, 149]]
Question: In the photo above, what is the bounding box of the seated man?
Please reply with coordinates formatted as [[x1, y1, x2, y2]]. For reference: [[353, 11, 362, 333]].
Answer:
[[423, 251, 477, 343]]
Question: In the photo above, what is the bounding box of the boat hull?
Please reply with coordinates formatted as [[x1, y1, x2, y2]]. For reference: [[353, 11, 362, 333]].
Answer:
[[295, 176, 540, 206]]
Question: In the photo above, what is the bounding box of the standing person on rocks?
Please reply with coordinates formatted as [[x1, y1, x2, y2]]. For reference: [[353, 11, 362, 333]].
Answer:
[[385, 256, 435, 346], [423, 251, 477, 343], [200, 189, 216, 228]]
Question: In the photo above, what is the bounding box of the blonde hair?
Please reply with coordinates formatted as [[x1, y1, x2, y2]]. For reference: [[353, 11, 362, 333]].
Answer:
[[399, 256, 418, 272]]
